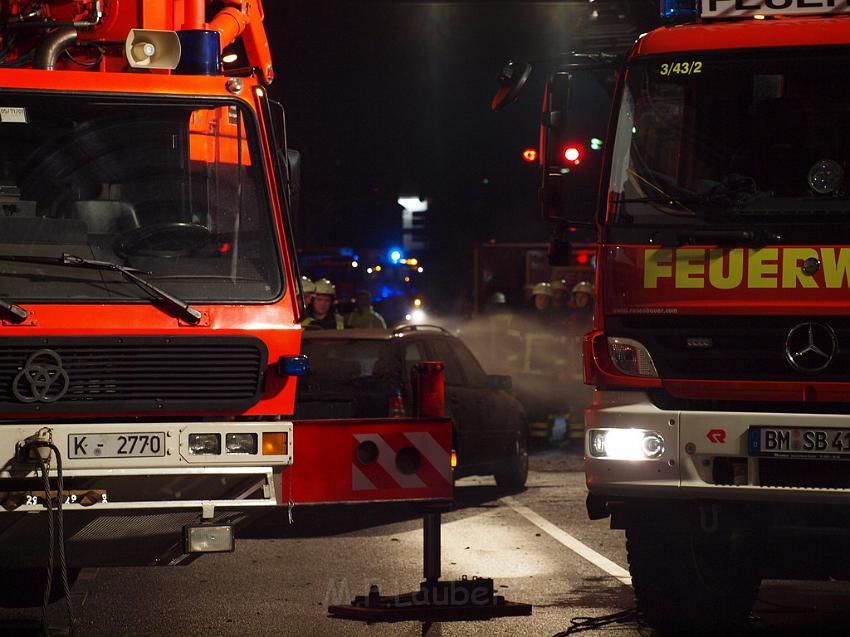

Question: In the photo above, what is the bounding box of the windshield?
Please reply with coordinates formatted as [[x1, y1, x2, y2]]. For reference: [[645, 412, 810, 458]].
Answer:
[[0, 92, 281, 302], [610, 48, 850, 231]]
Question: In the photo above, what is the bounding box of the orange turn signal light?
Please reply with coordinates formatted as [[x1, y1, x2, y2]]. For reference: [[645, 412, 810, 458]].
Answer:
[[450, 450, 458, 469], [262, 432, 288, 455]]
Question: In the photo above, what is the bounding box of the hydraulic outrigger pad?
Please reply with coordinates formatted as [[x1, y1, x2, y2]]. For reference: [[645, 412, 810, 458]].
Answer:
[[328, 505, 532, 624]]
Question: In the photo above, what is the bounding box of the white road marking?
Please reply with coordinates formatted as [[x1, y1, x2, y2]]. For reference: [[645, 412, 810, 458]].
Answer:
[[501, 496, 632, 587]]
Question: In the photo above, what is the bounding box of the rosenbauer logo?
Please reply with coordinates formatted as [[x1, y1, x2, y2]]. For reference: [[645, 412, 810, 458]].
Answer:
[[643, 247, 850, 290]]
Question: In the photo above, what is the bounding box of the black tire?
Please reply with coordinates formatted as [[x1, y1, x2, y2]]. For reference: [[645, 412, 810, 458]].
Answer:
[[0, 567, 80, 608], [494, 426, 529, 489], [627, 525, 760, 636]]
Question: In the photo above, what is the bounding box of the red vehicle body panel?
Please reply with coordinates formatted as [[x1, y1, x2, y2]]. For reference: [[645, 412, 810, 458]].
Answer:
[[0, 70, 302, 420], [602, 245, 850, 316], [282, 418, 453, 504], [591, 15, 850, 403], [634, 15, 850, 57]]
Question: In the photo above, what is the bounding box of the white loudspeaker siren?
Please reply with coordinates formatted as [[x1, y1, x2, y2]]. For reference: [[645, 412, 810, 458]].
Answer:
[[125, 29, 182, 70]]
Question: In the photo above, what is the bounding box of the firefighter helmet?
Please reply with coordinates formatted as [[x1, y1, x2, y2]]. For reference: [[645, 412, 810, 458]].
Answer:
[[490, 291, 507, 304], [301, 276, 316, 293], [550, 279, 568, 291], [314, 278, 336, 296], [531, 282, 553, 297], [571, 281, 595, 297]]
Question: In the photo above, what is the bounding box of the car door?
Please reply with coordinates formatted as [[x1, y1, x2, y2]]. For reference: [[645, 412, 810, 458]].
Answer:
[[449, 337, 515, 464], [426, 336, 487, 469]]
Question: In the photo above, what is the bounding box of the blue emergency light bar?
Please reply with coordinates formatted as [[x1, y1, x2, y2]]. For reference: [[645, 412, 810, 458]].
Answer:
[[661, 0, 699, 20]]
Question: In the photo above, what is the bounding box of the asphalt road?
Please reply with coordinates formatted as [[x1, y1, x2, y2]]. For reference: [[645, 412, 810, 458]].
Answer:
[[3, 449, 850, 636]]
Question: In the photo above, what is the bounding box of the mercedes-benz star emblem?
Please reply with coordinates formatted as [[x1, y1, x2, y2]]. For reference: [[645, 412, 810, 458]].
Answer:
[[13, 349, 70, 403], [785, 322, 837, 374]]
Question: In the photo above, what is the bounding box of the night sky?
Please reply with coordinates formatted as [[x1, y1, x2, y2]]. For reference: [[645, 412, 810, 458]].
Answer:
[[262, 1, 653, 309]]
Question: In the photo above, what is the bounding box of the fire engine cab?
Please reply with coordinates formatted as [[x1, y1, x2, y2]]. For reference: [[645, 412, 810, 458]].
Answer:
[[0, 1, 455, 618], [497, 0, 850, 632]]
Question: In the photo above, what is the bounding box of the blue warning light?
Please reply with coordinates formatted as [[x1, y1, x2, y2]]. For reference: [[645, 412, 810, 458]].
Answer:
[[389, 249, 403, 264], [661, 0, 698, 20]]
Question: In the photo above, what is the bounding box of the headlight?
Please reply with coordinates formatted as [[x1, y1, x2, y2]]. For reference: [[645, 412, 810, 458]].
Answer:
[[588, 428, 665, 460], [225, 433, 257, 455], [607, 337, 659, 377], [188, 433, 221, 455]]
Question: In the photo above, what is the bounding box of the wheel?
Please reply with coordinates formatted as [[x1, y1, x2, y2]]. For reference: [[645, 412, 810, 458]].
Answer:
[[115, 222, 212, 258], [0, 567, 80, 608], [627, 524, 760, 635], [494, 425, 529, 489]]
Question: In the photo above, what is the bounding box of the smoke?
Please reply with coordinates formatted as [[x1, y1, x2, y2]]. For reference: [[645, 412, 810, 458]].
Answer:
[[425, 310, 593, 424]]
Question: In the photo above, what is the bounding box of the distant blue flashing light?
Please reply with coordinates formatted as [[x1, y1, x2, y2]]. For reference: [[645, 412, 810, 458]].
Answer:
[[661, 0, 698, 20], [389, 249, 403, 264]]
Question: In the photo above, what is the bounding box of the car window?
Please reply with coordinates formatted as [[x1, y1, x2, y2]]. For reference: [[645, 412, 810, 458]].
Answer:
[[404, 342, 424, 364], [301, 338, 394, 380], [427, 338, 464, 386], [451, 339, 488, 388]]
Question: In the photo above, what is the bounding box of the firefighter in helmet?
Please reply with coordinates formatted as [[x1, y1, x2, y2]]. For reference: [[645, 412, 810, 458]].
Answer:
[[301, 276, 316, 310], [528, 281, 555, 326], [550, 279, 573, 323], [568, 281, 595, 335], [303, 278, 344, 330]]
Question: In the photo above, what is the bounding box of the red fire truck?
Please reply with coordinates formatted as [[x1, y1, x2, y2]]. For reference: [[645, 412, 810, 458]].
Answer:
[[497, 0, 850, 633], [0, 0, 452, 614]]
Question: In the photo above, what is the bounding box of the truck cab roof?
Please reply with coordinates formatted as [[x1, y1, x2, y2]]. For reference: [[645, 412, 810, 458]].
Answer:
[[634, 15, 850, 57]]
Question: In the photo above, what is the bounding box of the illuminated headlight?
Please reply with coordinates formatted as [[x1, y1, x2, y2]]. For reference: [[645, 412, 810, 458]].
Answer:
[[588, 429, 665, 460], [225, 433, 257, 455], [607, 337, 659, 377], [188, 433, 221, 455]]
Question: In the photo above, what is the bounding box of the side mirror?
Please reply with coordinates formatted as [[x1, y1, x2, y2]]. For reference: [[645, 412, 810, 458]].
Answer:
[[491, 61, 532, 112], [487, 374, 512, 391], [539, 69, 609, 227]]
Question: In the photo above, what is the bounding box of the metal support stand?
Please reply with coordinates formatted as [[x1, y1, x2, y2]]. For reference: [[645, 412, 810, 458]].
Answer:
[[424, 508, 441, 584], [328, 504, 532, 624]]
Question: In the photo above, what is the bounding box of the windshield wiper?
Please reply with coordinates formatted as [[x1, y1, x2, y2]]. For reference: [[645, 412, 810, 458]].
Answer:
[[0, 253, 202, 325], [691, 174, 771, 210], [0, 298, 28, 324]]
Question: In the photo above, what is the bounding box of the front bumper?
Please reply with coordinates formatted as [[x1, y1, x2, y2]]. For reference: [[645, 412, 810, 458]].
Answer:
[[586, 391, 850, 504], [0, 421, 292, 567]]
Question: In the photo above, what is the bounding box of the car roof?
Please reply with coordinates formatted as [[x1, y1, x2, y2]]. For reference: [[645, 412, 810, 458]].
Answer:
[[302, 328, 393, 341], [301, 325, 451, 341]]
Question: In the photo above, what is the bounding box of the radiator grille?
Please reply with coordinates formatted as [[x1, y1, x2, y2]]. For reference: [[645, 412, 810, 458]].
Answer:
[[0, 337, 266, 413], [607, 316, 850, 381]]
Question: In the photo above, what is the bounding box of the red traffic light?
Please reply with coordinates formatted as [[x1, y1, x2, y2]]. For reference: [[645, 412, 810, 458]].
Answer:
[[522, 148, 538, 162], [563, 146, 582, 163]]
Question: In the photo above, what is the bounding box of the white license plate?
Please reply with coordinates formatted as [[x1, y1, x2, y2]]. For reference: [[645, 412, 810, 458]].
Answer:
[[748, 427, 850, 458], [68, 433, 166, 459]]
